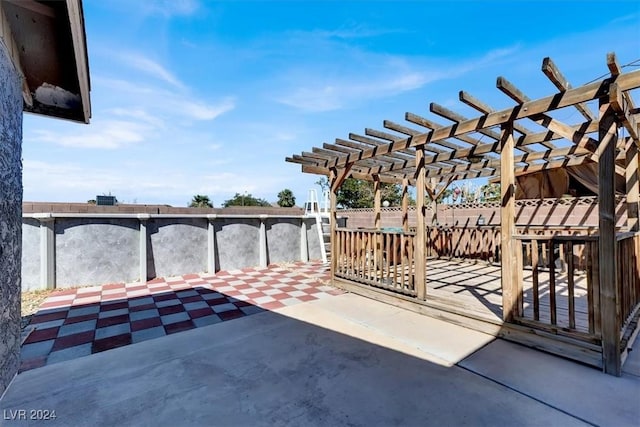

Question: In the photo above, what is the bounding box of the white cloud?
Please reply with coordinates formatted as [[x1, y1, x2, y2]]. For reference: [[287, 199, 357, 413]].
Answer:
[[299, 25, 407, 40], [179, 98, 236, 121], [274, 46, 521, 113], [117, 53, 186, 90], [106, 108, 165, 128], [94, 76, 235, 122], [140, 0, 200, 17], [277, 68, 441, 112], [22, 159, 295, 207], [29, 119, 152, 149]]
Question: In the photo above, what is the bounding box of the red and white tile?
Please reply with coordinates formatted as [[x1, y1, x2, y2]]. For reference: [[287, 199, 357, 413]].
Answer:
[[20, 262, 339, 372]]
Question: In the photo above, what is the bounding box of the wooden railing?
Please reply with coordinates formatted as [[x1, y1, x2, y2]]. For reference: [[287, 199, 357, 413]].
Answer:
[[334, 228, 416, 296], [425, 225, 598, 265], [426, 226, 499, 261], [334, 226, 640, 352], [514, 235, 600, 341], [617, 232, 640, 345]]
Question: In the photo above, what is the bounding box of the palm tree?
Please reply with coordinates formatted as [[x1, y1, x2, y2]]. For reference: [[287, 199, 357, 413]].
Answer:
[[189, 195, 213, 208], [277, 189, 296, 207]]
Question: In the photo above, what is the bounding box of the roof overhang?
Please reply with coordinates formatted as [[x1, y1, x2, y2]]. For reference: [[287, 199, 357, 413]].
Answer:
[[0, 0, 91, 123]]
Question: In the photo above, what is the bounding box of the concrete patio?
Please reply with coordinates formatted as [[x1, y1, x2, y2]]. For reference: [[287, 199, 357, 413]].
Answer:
[[1, 288, 638, 426]]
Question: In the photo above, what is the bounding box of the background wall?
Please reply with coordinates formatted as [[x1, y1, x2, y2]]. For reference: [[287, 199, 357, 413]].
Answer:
[[55, 219, 139, 288], [148, 218, 207, 278], [21, 214, 323, 291]]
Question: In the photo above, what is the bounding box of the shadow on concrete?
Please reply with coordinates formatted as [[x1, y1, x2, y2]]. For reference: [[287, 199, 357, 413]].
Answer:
[[4, 296, 592, 427]]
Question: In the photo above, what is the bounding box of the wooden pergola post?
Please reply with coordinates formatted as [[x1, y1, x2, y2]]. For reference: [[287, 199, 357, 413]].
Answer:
[[598, 92, 621, 375], [373, 174, 383, 269], [329, 165, 352, 283], [626, 138, 639, 232], [500, 122, 518, 322], [374, 175, 381, 229], [415, 145, 427, 300], [402, 178, 409, 232]]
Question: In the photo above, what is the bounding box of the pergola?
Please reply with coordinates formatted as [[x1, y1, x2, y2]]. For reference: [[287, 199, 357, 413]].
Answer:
[[287, 54, 640, 376]]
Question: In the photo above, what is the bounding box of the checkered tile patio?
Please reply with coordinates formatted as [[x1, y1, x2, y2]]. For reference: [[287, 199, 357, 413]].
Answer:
[[20, 262, 341, 372]]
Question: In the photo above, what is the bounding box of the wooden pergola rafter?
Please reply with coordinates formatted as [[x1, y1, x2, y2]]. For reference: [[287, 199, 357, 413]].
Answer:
[[286, 55, 640, 186]]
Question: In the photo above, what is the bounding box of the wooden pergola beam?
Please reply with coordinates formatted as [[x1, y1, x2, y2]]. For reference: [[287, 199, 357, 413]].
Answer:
[[294, 126, 598, 185], [609, 83, 639, 142], [337, 137, 416, 163], [458, 90, 536, 151], [320, 143, 404, 168], [541, 57, 596, 121], [514, 155, 591, 176], [383, 119, 421, 137], [366, 127, 469, 167], [404, 112, 480, 148], [430, 102, 502, 142], [330, 164, 353, 192], [426, 145, 590, 178], [318, 70, 638, 170], [300, 164, 411, 185], [497, 76, 598, 151]]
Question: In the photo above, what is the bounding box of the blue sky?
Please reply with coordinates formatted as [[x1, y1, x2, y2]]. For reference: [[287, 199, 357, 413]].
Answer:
[[22, 0, 640, 207]]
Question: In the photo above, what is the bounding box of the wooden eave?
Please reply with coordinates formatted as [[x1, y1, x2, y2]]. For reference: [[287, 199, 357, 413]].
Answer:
[[1, 0, 91, 123], [286, 55, 640, 187]]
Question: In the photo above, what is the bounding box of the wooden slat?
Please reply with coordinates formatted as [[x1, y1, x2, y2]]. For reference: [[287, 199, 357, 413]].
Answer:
[[393, 233, 398, 288], [548, 240, 557, 325], [516, 239, 524, 317], [568, 241, 576, 329], [532, 240, 540, 321]]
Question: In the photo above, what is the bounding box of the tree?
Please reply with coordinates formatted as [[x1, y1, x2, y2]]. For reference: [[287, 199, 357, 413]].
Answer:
[[480, 183, 501, 202], [189, 195, 213, 208], [315, 177, 329, 193], [223, 193, 271, 207], [336, 178, 403, 209], [277, 189, 296, 207]]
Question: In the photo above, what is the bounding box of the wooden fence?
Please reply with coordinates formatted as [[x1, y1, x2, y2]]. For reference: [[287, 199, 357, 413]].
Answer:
[[513, 235, 600, 343], [334, 229, 416, 296], [618, 232, 640, 348]]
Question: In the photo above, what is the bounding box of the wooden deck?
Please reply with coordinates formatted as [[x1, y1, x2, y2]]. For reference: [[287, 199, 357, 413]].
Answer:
[[424, 258, 590, 333], [334, 256, 603, 368], [333, 229, 639, 372]]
